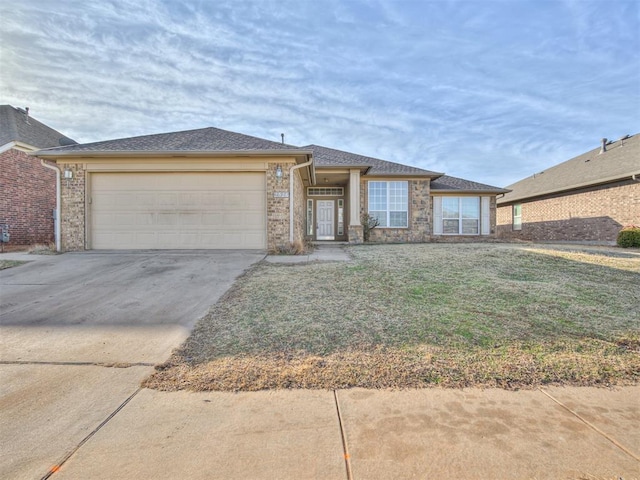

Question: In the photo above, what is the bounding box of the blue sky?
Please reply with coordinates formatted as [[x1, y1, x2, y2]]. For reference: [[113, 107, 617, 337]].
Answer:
[[1, 0, 638, 186]]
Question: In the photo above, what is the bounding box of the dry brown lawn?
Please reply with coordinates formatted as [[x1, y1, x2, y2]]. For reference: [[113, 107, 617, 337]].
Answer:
[[144, 243, 640, 391], [0, 260, 26, 270]]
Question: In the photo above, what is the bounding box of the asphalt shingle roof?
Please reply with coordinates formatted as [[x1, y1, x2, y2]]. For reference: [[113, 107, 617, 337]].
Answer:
[[499, 133, 640, 204], [303, 144, 442, 176], [430, 175, 509, 193], [37, 127, 302, 154], [0, 105, 76, 149]]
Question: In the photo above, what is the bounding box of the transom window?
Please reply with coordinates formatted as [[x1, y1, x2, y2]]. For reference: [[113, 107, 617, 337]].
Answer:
[[442, 197, 479, 234], [368, 181, 408, 228], [307, 187, 344, 196]]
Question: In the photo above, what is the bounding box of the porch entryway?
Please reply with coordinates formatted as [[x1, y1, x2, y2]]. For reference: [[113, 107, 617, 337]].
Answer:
[[317, 200, 335, 240]]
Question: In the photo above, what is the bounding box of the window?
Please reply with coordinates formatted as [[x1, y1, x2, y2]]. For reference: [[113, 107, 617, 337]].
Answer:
[[307, 199, 313, 235], [337, 199, 344, 236], [434, 197, 486, 235], [513, 204, 522, 231], [307, 187, 344, 196], [368, 181, 408, 227]]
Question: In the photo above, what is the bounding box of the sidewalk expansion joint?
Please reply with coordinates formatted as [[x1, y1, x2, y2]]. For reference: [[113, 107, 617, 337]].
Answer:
[[333, 390, 354, 480], [538, 387, 640, 462], [40, 387, 143, 479], [0, 360, 155, 368]]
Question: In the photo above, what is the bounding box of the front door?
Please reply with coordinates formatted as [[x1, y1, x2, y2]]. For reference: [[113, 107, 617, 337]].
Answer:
[[317, 200, 335, 240]]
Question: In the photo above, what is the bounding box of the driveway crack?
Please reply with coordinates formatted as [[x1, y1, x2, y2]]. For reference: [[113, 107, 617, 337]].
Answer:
[[333, 390, 353, 480], [538, 387, 640, 462], [40, 387, 143, 479]]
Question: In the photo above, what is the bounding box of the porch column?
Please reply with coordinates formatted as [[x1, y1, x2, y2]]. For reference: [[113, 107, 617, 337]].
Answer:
[[349, 169, 360, 225], [348, 169, 364, 243]]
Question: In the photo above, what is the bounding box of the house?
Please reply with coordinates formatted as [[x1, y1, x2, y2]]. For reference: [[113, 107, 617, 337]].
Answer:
[[0, 105, 77, 247], [33, 127, 507, 251], [497, 134, 640, 244]]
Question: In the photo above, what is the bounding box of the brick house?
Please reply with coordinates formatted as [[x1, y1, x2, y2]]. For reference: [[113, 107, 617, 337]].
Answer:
[[0, 105, 76, 248], [497, 134, 640, 244], [33, 127, 507, 251]]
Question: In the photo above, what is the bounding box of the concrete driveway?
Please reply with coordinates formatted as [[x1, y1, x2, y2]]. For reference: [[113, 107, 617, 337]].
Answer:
[[0, 251, 263, 479]]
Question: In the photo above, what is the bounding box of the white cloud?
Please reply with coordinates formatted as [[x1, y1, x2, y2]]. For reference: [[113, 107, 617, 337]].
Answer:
[[1, 0, 638, 187]]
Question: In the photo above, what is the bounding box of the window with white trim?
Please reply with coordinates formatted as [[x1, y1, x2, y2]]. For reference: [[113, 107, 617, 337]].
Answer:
[[513, 204, 522, 231], [307, 187, 344, 196], [307, 199, 313, 235], [434, 196, 487, 235], [368, 181, 408, 228]]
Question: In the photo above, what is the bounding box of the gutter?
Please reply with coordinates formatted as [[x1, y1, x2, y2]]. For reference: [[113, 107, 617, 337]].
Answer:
[[289, 154, 314, 243], [40, 160, 61, 252]]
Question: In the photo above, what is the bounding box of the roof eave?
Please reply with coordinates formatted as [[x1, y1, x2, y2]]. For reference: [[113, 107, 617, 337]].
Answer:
[[432, 188, 511, 194], [497, 172, 640, 205], [30, 149, 314, 159], [365, 172, 444, 178]]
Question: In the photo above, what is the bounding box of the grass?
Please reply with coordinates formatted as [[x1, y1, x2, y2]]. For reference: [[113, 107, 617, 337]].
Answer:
[[0, 260, 26, 270], [144, 243, 640, 391]]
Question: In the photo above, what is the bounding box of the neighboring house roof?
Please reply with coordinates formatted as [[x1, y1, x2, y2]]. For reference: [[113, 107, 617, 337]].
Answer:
[[499, 133, 640, 204], [303, 144, 443, 177], [431, 175, 510, 193], [35, 126, 306, 155], [0, 105, 76, 149]]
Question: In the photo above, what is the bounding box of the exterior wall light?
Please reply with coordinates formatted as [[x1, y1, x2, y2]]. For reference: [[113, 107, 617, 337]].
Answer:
[[64, 169, 73, 179], [275, 165, 283, 183]]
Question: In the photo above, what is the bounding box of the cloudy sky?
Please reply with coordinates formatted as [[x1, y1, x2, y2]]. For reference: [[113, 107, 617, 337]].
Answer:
[[2, 0, 638, 186]]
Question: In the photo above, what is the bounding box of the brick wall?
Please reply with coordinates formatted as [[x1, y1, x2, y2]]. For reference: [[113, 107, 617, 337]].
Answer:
[[0, 148, 56, 246], [496, 180, 640, 243], [59, 163, 86, 251], [292, 167, 307, 245], [266, 160, 296, 251], [361, 178, 432, 243]]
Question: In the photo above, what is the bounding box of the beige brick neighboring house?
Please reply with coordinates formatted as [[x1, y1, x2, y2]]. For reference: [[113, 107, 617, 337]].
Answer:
[[33, 127, 507, 251], [0, 105, 76, 248], [497, 134, 640, 244]]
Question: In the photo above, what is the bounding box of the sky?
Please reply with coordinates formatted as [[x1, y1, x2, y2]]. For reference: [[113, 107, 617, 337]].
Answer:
[[1, 0, 638, 187]]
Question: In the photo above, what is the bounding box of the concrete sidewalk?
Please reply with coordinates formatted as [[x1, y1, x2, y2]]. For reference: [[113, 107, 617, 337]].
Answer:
[[38, 386, 640, 479], [265, 243, 351, 264]]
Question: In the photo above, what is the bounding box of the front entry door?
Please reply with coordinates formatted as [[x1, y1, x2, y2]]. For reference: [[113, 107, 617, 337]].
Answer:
[[317, 200, 335, 240]]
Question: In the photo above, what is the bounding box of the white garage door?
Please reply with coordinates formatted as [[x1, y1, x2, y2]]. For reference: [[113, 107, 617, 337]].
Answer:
[[90, 172, 266, 249]]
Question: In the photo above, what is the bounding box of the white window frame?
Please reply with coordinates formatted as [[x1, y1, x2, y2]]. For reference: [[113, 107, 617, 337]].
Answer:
[[367, 181, 408, 228], [307, 187, 344, 196], [433, 196, 490, 236], [307, 199, 314, 236], [513, 204, 522, 231]]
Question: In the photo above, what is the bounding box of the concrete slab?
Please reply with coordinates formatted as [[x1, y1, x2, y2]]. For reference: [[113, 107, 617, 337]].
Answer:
[[541, 386, 640, 458], [0, 364, 150, 480], [337, 388, 640, 479], [54, 389, 346, 480], [265, 245, 351, 264], [0, 251, 263, 363]]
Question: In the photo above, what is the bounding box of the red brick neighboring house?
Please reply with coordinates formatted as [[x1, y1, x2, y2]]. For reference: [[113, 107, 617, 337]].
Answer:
[[0, 105, 76, 247], [497, 134, 640, 244]]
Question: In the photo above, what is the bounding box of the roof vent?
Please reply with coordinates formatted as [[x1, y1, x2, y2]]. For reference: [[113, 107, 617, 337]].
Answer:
[[24, 107, 30, 125], [281, 133, 285, 145], [599, 138, 607, 154], [619, 134, 630, 146]]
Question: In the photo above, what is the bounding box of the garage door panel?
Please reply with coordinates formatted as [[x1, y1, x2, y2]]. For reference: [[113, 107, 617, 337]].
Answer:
[[91, 172, 266, 249]]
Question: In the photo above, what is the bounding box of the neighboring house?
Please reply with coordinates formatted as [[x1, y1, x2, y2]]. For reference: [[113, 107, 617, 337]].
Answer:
[[497, 134, 640, 244], [33, 127, 507, 251], [0, 105, 77, 247]]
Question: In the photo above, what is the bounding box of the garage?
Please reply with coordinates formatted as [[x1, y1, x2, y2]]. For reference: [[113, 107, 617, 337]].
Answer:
[[90, 172, 266, 249]]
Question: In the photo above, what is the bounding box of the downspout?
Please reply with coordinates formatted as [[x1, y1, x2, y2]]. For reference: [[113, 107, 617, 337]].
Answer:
[[41, 160, 61, 252], [289, 155, 314, 243]]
